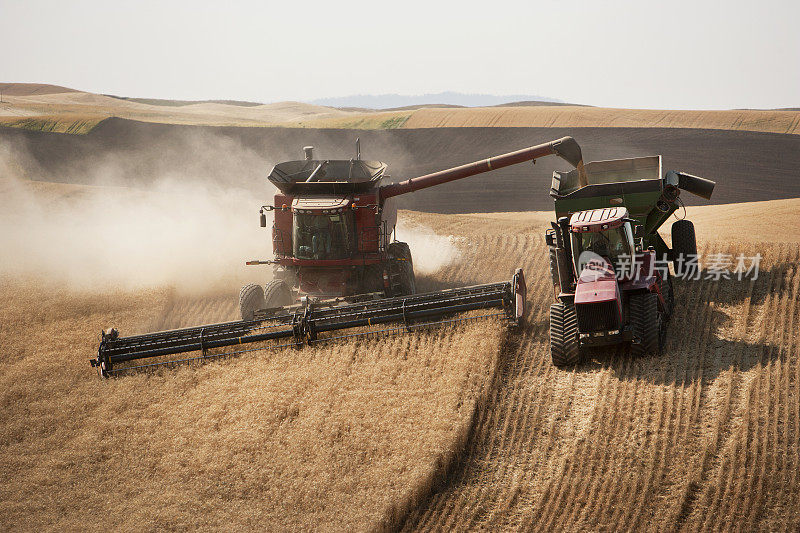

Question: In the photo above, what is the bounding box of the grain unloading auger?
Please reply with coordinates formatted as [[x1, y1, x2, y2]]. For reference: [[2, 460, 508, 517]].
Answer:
[[91, 137, 583, 377]]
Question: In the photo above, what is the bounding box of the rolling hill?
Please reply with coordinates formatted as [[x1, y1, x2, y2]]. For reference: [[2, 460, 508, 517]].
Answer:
[[1, 83, 799, 135]]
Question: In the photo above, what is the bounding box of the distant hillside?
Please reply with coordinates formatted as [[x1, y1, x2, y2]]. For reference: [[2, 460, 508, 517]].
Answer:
[[0, 82, 79, 96], [105, 95, 264, 107], [2, 82, 797, 135], [493, 100, 590, 108], [310, 92, 565, 109]]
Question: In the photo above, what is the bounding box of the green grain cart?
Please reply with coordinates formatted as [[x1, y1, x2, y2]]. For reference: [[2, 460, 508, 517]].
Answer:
[[545, 153, 716, 365]]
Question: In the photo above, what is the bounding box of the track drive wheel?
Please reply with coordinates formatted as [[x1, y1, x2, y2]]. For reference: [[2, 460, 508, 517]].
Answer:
[[629, 292, 663, 357], [239, 283, 266, 321], [264, 279, 293, 308], [550, 301, 581, 367]]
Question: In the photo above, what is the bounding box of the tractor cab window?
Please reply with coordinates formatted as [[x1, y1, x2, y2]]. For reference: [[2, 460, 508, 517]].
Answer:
[[293, 211, 355, 260], [571, 222, 634, 268]]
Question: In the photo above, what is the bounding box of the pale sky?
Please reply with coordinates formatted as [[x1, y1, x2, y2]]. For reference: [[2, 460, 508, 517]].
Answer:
[[1, 0, 798, 109]]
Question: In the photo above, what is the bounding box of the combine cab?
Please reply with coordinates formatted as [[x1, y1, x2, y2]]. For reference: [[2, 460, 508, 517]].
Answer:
[[546, 155, 716, 366], [92, 137, 584, 377]]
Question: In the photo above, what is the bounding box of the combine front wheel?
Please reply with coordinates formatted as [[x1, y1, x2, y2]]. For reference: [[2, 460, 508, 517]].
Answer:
[[239, 283, 266, 321], [550, 302, 581, 367], [264, 279, 293, 308], [387, 242, 416, 296]]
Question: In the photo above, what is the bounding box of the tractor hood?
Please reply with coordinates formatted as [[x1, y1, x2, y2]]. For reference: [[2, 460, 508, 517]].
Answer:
[[574, 257, 619, 304]]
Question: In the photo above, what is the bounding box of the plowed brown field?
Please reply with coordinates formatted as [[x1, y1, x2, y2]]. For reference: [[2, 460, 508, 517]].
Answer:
[[2, 196, 799, 531]]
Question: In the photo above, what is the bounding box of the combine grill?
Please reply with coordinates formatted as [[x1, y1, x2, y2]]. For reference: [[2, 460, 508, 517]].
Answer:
[[91, 270, 526, 377]]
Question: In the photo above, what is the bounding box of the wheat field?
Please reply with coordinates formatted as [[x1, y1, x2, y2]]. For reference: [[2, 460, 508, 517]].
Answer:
[[400, 106, 800, 135], [0, 279, 505, 531], [2, 199, 799, 530], [400, 209, 800, 532]]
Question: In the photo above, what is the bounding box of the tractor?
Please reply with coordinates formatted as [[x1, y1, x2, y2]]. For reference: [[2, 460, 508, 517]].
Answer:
[[239, 137, 585, 320], [545, 154, 716, 366]]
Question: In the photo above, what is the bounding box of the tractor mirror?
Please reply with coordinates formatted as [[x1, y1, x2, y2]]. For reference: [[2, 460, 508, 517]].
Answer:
[[634, 224, 644, 238], [259, 212, 267, 227]]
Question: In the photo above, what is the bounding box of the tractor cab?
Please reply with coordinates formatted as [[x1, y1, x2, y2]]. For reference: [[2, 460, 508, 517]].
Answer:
[[568, 207, 635, 274]]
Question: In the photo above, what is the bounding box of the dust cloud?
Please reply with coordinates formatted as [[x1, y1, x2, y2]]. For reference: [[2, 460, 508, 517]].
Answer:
[[395, 220, 460, 275], [0, 138, 276, 292], [0, 131, 459, 292]]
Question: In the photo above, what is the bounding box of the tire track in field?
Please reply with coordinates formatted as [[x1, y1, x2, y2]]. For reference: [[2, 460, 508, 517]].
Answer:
[[402, 231, 800, 531]]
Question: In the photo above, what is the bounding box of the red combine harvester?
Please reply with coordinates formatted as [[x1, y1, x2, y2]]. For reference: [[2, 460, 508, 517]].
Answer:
[[239, 137, 585, 320], [92, 137, 584, 377]]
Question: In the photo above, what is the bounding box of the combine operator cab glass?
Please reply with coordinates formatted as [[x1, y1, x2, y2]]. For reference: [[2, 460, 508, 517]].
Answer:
[[293, 211, 356, 260], [571, 222, 634, 269]]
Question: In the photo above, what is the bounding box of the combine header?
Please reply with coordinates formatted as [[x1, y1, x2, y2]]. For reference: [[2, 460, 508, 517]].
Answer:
[[92, 272, 526, 377], [91, 136, 581, 377]]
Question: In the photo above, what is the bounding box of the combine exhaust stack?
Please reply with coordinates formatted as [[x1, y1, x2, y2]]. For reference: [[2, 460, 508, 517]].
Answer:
[[91, 270, 526, 377]]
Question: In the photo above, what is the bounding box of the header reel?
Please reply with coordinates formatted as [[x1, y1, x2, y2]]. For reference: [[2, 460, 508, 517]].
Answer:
[[91, 270, 526, 378]]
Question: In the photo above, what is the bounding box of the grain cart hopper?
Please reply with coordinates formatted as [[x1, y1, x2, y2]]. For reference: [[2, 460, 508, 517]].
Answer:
[[545, 155, 715, 366], [91, 137, 583, 377]]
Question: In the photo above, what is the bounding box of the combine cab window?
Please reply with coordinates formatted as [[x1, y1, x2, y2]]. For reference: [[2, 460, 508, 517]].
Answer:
[[571, 223, 634, 268], [293, 211, 355, 260]]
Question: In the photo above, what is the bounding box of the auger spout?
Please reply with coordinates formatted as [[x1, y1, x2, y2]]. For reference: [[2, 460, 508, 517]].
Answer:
[[379, 136, 583, 200]]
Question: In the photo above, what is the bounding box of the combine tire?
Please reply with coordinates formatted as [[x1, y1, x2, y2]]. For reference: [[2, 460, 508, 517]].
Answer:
[[550, 302, 581, 367], [387, 242, 416, 296], [264, 279, 293, 308], [672, 220, 698, 277], [629, 292, 662, 357], [387, 242, 413, 262], [239, 283, 266, 321], [399, 261, 416, 295], [387, 260, 416, 296]]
